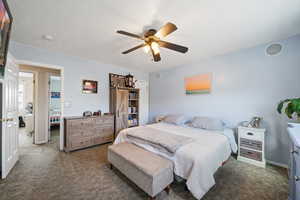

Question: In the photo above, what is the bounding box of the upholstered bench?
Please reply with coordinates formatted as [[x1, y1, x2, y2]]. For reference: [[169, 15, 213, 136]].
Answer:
[[108, 142, 174, 199]]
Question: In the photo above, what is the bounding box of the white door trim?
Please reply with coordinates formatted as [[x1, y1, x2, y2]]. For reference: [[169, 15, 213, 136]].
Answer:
[[16, 60, 65, 151]]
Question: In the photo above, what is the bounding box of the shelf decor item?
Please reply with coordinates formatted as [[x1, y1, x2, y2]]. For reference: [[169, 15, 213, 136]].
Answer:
[[109, 73, 126, 88], [125, 73, 134, 88], [277, 98, 300, 122], [82, 80, 98, 94], [0, 0, 13, 72]]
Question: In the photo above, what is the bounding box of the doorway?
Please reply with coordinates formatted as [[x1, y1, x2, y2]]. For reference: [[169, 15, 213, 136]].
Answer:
[[18, 72, 34, 147], [48, 75, 61, 148], [17, 64, 62, 150]]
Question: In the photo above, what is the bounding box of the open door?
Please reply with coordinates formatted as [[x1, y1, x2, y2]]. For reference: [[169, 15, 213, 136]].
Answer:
[[1, 55, 19, 179]]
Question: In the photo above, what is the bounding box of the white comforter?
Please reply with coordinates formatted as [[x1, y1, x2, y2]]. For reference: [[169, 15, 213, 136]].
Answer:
[[114, 123, 237, 199]]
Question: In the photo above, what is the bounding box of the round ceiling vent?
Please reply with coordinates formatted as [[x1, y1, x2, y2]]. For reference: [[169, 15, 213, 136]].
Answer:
[[266, 43, 282, 56]]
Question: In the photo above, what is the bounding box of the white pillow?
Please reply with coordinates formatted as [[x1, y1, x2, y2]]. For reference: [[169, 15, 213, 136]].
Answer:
[[163, 114, 187, 125], [191, 116, 224, 131]]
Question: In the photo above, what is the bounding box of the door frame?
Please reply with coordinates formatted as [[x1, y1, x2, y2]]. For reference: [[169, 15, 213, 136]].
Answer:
[[16, 60, 65, 151]]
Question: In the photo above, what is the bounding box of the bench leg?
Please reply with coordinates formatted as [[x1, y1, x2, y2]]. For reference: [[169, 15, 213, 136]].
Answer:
[[148, 197, 155, 200], [165, 185, 171, 195], [109, 163, 113, 170]]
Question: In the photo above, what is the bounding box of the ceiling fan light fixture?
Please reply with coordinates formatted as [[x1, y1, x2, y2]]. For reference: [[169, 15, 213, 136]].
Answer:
[[143, 45, 150, 54], [151, 42, 160, 55], [117, 22, 188, 62]]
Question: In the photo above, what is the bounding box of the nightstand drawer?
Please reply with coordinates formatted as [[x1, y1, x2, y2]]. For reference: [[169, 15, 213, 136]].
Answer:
[[240, 148, 262, 161], [239, 128, 263, 141], [240, 138, 262, 151]]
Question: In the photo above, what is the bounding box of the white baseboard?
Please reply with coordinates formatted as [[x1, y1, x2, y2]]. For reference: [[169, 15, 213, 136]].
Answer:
[[266, 160, 288, 169]]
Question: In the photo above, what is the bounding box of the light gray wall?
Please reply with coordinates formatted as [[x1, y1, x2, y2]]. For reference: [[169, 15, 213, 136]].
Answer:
[[9, 41, 149, 118], [149, 34, 300, 166]]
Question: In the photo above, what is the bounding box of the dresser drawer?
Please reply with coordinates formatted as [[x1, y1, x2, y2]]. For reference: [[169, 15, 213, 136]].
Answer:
[[95, 128, 113, 137], [70, 137, 92, 149], [240, 148, 262, 161], [70, 127, 95, 136], [94, 135, 113, 145], [69, 118, 93, 129], [95, 117, 113, 125], [240, 138, 262, 151]]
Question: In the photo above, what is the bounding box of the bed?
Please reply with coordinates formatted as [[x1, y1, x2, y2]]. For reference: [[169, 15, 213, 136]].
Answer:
[[114, 122, 237, 199]]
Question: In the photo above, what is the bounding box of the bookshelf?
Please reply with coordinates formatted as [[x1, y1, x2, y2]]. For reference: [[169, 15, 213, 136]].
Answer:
[[109, 87, 139, 137]]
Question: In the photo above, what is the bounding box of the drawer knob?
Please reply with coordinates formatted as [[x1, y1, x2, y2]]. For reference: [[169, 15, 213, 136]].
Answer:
[[247, 132, 254, 136], [291, 150, 299, 154], [295, 176, 300, 181]]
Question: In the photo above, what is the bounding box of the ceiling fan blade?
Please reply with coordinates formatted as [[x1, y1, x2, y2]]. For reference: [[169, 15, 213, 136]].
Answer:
[[150, 48, 161, 62], [117, 30, 143, 40], [155, 22, 177, 38], [122, 43, 146, 54], [158, 40, 188, 53]]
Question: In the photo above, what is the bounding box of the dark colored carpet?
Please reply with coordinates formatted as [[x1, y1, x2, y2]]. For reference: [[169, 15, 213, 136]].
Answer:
[[0, 129, 288, 200]]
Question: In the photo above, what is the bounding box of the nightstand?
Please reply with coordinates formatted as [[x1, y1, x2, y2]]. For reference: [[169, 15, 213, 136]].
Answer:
[[237, 126, 266, 168]]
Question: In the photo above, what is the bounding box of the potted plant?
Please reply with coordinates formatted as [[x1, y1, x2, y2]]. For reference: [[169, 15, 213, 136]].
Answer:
[[277, 98, 300, 122]]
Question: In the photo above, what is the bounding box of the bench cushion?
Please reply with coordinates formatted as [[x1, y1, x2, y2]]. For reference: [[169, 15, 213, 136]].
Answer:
[[108, 142, 174, 197]]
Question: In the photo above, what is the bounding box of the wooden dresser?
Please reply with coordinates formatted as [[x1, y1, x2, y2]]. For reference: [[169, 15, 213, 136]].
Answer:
[[64, 115, 114, 152]]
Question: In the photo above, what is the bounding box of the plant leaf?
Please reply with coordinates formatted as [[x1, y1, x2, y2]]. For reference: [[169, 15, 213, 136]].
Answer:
[[291, 99, 300, 113], [277, 102, 284, 114], [277, 99, 290, 114], [285, 102, 294, 119]]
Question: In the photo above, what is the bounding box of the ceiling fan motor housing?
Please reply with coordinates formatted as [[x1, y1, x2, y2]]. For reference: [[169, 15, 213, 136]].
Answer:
[[144, 29, 157, 37]]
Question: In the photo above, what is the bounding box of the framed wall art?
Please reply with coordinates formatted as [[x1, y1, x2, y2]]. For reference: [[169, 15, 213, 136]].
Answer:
[[0, 0, 13, 71], [82, 80, 98, 94], [185, 73, 212, 95]]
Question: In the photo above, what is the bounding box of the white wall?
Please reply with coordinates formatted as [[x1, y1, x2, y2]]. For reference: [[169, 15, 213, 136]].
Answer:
[[9, 42, 149, 122], [149, 34, 300, 166], [18, 76, 33, 115]]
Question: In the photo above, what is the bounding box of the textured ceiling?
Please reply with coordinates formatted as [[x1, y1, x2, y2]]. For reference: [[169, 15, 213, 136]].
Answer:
[[9, 0, 300, 72]]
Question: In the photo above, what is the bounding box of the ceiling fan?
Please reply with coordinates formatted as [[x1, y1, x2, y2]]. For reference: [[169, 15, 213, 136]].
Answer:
[[117, 22, 188, 62]]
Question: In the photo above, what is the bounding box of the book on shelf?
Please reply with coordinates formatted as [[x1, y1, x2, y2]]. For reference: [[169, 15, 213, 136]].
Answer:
[[128, 107, 137, 113], [129, 92, 137, 99]]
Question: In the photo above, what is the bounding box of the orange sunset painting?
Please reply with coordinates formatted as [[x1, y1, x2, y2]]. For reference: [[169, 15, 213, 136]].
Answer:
[[185, 73, 212, 94]]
